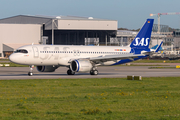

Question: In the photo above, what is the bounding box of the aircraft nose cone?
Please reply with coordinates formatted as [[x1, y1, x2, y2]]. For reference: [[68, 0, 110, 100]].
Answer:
[[9, 54, 17, 63]]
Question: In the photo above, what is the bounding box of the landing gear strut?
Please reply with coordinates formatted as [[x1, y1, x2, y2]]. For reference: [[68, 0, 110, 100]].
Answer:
[[90, 67, 98, 75], [28, 65, 34, 76], [67, 69, 75, 75]]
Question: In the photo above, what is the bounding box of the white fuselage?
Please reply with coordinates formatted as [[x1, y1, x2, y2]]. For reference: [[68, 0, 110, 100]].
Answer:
[[10, 45, 132, 66], [8, 19, 155, 76]]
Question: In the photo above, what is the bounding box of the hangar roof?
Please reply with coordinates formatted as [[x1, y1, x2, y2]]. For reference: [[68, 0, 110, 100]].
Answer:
[[0, 15, 117, 30], [33, 15, 115, 21], [117, 30, 166, 38], [3, 43, 37, 51]]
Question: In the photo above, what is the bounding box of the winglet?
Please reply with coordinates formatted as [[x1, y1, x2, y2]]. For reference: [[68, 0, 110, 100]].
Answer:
[[155, 41, 163, 52]]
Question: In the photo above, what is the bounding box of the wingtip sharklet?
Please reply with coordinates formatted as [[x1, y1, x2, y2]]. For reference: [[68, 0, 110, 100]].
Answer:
[[155, 41, 163, 52]]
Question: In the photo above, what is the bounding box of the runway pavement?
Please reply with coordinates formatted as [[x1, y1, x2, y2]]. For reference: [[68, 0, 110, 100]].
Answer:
[[0, 65, 180, 80]]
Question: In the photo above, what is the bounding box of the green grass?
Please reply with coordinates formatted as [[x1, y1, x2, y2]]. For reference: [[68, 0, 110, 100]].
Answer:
[[0, 59, 9, 61], [0, 62, 28, 67], [149, 67, 176, 69], [133, 59, 180, 63], [0, 59, 180, 67], [119, 64, 169, 66], [2, 59, 180, 63], [0, 77, 180, 119]]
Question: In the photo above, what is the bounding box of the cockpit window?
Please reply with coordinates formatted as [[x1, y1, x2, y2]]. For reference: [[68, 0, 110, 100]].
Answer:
[[15, 49, 28, 53]]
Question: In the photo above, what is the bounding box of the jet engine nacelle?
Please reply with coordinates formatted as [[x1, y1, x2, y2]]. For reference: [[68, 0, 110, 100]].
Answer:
[[70, 60, 92, 72], [37, 66, 58, 72]]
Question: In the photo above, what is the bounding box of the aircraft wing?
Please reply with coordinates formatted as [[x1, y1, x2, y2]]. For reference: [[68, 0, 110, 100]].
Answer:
[[89, 53, 146, 63]]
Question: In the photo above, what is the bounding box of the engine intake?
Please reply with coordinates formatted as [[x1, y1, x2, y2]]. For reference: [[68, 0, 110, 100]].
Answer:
[[70, 60, 92, 72], [37, 66, 58, 72]]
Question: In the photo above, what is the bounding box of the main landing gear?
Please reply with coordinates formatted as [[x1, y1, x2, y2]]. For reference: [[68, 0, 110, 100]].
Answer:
[[67, 69, 75, 75], [66, 66, 98, 75], [28, 65, 34, 76], [90, 67, 98, 75]]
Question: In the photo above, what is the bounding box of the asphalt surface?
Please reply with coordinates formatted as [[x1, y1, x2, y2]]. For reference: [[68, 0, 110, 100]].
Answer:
[[0, 65, 180, 80]]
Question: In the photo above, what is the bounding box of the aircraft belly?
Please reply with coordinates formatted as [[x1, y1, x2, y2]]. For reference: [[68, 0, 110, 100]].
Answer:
[[58, 58, 70, 66], [38, 61, 59, 66]]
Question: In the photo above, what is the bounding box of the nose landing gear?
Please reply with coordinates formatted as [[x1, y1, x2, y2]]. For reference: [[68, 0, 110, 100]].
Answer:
[[28, 65, 34, 76]]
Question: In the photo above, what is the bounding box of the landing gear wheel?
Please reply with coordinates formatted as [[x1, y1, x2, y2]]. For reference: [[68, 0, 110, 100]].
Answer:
[[28, 65, 34, 76], [67, 69, 75, 75], [28, 72, 33, 76], [90, 70, 94, 75], [90, 70, 98, 75]]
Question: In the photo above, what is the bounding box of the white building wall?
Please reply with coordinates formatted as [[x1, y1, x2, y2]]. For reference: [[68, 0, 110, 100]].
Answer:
[[0, 24, 41, 57], [0, 37, 2, 57], [151, 39, 163, 47], [57, 20, 117, 30]]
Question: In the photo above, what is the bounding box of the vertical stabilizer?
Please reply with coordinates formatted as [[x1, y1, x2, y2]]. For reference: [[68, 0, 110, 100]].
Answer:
[[130, 19, 154, 50]]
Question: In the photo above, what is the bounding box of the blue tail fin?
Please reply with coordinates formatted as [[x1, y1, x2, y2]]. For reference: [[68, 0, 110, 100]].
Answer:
[[130, 19, 154, 50]]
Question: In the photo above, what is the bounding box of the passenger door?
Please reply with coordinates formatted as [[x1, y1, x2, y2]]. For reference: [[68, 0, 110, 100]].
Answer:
[[32, 46, 39, 58]]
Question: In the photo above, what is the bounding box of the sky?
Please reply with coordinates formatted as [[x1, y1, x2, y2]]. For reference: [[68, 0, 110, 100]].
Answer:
[[0, 0, 180, 29]]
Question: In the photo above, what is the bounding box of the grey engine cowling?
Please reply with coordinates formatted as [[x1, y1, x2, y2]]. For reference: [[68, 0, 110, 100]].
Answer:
[[37, 66, 58, 72]]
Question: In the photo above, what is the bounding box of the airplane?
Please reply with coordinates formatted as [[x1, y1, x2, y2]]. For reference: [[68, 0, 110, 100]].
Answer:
[[9, 19, 163, 76]]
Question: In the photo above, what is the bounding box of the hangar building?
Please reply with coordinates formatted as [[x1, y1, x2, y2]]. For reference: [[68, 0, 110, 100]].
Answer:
[[0, 15, 117, 57]]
